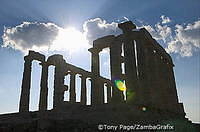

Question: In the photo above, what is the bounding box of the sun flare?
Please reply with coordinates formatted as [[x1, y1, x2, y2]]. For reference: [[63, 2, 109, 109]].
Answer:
[[51, 27, 89, 52]]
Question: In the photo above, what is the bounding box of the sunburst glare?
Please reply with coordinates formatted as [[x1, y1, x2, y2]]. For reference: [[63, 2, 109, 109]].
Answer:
[[51, 27, 89, 53]]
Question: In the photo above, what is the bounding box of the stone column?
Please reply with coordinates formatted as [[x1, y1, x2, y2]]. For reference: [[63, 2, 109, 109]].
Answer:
[[152, 52, 167, 109], [88, 48, 101, 105], [98, 80, 104, 104], [150, 50, 159, 106], [19, 56, 32, 112], [89, 48, 100, 75], [142, 46, 150, 103], [123, 35, 138, 104], [118, 21, 139, 104], [135, 34, 146, 82], [135, 34, 148, 105], [167, 63, 179, 103], [143, 46, 160, 107], [39, 62, 48, 111], [166, 62, 182, 113], [110, 40, 124, 103], [80, 75, 87, 105], [53, 62, 65, 110], [160, 58, 172, 109], [70, 72, 76, 103]]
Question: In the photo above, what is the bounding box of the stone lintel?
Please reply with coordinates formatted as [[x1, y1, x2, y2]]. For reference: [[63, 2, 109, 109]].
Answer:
[[79, 74, 87, 79], [93, 35, 115, 49], [47, 54, 64, 65], [28, 50, 45, 62]]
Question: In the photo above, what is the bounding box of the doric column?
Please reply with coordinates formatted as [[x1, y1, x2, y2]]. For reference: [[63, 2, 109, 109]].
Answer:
[[120, 34, 139, 103], [89, 48, 100, 75], [39, 62, 48, 111], [88, 48, 101, 105], [110, 39, 124, 103], [165, 62, 183, 113], [53, 62, 65, 110], [123, 40, 138, 104], [134, 33, 148, 105], [98, 80, 104, 104], [80, 75, 87, 105], [148, 49, 161, 107], [151, 51, 168, 109], [135, 33, 146, 83], [160, 58, 172, 109], [69, 72, 76, 103], [19, 56, 32, 112], [142, 45, 160, 107], [118, 23, 138, 104], [167, 63, 179, 103]]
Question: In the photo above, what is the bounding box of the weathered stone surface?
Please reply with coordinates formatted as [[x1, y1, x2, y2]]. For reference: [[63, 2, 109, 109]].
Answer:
[[39, 62, 48, 111]]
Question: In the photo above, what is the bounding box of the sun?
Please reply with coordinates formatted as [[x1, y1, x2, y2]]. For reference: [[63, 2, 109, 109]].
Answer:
[[51, 27, 89, 52]]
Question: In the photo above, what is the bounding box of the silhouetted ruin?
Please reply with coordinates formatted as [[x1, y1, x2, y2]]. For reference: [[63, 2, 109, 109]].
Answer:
[[0, 21, 199, 132]]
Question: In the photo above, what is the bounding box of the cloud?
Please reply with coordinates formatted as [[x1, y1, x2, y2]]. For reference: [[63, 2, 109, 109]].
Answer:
[[166, 21, 200, 56], [83, 17, 199, 57], [143, 23, 172, 43], [2, 17, 199, 57], [142, 15, 172, 43], [2, 18, 122, 53], [123, 17, 129, 21], [143, 16, 200, 57], [83, 18, 122, 44], [160, 15, 171, 24], [2, 22, 60, 52]]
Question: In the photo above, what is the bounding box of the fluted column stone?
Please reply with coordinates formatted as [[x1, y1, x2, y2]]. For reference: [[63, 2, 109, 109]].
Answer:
[[39, 62, 48, 111], [70, 72, 76, 103], [88, 48, 102, 105], [110, 40, 124, 103], [53, 62, 65, 110], [19, 56, 32, 112], [80, 75, 87, 105]]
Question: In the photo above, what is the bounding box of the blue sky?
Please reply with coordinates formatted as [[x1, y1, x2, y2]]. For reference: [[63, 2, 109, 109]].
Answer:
[[0, 0, 199, 123]]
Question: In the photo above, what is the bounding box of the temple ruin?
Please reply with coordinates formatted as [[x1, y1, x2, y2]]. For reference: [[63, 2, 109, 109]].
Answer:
[[19, 21, 185, 114], [1, 21, 197, 132]]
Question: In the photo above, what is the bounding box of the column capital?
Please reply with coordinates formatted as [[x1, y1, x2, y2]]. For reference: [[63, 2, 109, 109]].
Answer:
[[39, 61, 48, 66], [69, 71, 76, 76], [88, 48, 101, 54], [24, 55, 33, 62], [105, 82, 112, 87], [79, 74, 87, 79]]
